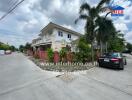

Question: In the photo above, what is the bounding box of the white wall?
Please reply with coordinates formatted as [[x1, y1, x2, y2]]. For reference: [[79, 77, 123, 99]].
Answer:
[[33, 28, 80, 51], [53, 28, 79, 43], [52, 28, 80, 51], [41, 33, 52, 43]]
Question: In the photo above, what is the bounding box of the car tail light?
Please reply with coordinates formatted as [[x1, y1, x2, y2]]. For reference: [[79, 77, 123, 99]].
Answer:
[[111, 58, 119, 62]]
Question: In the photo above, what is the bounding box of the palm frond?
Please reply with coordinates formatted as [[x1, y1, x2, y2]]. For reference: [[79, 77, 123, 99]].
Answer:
[[79, 14, 88, 19], [96, 0, 111, 10], [99, 7, 111, 12], [96, 16, 116, 42], [105, 12, 112, 19], [118, 33, 124, 37], [75, 14, 88, 24], [79, 3, 91, 14], [89, 7, 98, 19], [75, 18, 79, 24]]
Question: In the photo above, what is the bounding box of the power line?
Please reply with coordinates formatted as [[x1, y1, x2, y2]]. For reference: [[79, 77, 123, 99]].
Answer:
[[0, 0, 24, 21], [4, 0, 19, 16], [0, 0, 17, 18], [8, 0, 17, 4], [8, 0, 19, 11], [8, 0, 18, 6], [0, 0, 25, 21]]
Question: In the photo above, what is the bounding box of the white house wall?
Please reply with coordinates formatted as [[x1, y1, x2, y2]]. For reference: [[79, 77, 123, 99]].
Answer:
[[41, 33, 53, 43], [32, 28, 80, 52], [52, 28, 79, 51], [53, 28, 79, 43]]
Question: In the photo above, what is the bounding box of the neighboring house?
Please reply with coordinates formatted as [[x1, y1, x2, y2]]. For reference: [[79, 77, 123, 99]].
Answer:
[[31, 22, 82, 52]]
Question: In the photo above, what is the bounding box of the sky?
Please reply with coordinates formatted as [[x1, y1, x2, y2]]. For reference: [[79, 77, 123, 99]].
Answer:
[[0, 0, 132, 48]]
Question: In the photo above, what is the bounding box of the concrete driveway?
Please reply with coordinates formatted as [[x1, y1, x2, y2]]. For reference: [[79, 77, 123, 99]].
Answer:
[[0, 53, 132, 100]]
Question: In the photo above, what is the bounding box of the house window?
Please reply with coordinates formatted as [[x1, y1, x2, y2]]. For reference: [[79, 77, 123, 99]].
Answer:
[[67, 34, 71, 38], [58, 31, 63, 37]]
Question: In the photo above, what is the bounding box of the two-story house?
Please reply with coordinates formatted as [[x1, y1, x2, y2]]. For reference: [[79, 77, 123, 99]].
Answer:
[[32, 22, 82, 52]]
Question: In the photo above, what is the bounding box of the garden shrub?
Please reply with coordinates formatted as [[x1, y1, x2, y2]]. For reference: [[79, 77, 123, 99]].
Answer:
[[34, 53, 40, 59], [66, 51, 73, 62], [59, 48, 67, 62], [47, 48, 54, 62], [76, 37, 91, 63]]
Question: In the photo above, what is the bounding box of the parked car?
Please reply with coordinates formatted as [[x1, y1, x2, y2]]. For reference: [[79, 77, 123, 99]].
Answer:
[[0, 50, 5, 55], [98, 52, 127, 70], [5, 50, 12, 54]]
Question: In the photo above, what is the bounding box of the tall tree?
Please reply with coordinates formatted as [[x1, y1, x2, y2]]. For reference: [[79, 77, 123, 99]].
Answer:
[[96, 16, 116, 54], [25, 43, 31, 50], [126, 43, 132, 52], [19, 45, 25, 52], [75, 0, 111, 64], [108, 31, 125, 52]]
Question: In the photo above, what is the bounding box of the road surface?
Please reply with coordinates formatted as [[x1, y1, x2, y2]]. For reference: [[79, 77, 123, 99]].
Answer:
[[0, 53, 132, 100]]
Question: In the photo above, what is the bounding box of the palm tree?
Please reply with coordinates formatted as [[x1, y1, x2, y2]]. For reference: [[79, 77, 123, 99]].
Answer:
[[75, 0, 111, 64], [96, 17, 116, 54]]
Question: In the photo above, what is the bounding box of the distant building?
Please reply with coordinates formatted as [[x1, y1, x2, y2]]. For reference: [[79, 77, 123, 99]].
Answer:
[[31, 22, 82, 52]]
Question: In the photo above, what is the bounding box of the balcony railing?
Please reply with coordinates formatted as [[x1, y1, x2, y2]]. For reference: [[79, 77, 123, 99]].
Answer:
[[32, 39, 52, 46]]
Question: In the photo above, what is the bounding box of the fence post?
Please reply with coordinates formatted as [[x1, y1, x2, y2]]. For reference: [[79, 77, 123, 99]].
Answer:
[[54, 51, 59, 63], [66, 51, 73, 62]]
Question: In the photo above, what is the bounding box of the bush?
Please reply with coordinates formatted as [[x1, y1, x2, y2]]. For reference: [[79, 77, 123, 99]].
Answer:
[[34, 53, 40, 59], [76, 37, 91, 63], [0, 43, 10, 50], [47, 48, 54, 62], [66, 51, 73, 62], [59, 48, 67, 62]]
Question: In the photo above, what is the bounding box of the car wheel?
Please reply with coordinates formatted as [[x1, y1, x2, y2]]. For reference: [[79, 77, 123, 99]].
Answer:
[[119, 62, 124, 70], [120, 67, 124, 70], [98, 63, 101, 67], [124, 60, 127, 65]]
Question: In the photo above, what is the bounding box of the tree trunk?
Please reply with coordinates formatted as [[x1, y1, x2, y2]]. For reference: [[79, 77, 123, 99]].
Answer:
[[105, 42, 108, 53], [91, 42, 94, 65], [100, 40, 103, 55]]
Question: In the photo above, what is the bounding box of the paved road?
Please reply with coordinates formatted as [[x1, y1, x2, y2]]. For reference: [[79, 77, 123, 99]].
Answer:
[[0, 53, 132, 100]]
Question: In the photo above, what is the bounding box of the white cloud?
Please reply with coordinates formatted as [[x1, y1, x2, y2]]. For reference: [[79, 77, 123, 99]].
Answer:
[[62, 24, 73, 30], [125, 31, 132, 43], [51, 0, 61, 10], [114, 23, 128, 31]]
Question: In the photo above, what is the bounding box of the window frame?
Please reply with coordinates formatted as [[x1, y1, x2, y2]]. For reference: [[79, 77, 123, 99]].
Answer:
[[58, 31, 63, 37], [67, 34, 71, 39]]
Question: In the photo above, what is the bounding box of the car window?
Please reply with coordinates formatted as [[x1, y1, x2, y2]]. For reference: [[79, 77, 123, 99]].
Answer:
[[110, 53, 119, 58], [101, 53, 109, 57]]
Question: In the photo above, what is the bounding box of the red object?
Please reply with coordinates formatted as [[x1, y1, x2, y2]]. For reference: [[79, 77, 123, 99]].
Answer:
[[112, 10, 123, 14], [38, 50, 43, 59], [66, 52, 73, 62], [38, 50, 48, 61], [27, 50, 33, 56], [54, 51, 59, 63], [111, 58, 119, 62]]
